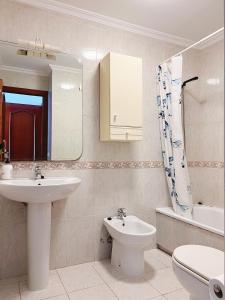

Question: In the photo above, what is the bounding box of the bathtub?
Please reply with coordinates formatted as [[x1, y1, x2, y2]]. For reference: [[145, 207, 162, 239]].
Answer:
[[156, 205, 224, 254]]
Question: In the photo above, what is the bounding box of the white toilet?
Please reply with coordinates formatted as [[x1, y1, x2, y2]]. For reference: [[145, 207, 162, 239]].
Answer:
[[104, 215, 156, 277], [172, 245, 224, 300]]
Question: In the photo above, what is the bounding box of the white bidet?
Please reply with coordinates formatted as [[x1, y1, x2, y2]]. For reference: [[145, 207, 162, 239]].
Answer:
[[104, 215, 156, 277]]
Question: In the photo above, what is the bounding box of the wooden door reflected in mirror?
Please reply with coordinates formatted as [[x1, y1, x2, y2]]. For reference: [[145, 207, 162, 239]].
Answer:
[[2, 86, 48, 161], [0, 41, 83, 161]]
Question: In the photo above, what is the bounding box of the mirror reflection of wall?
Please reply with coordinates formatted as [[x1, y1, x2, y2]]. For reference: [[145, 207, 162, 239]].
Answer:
[[49, 65, 82, 160], [0, 41, 82, 161]]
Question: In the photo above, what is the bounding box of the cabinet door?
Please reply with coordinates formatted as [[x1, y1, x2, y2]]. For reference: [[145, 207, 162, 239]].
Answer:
[[110, 53, 142, 127], [110, 126, 142, 141]]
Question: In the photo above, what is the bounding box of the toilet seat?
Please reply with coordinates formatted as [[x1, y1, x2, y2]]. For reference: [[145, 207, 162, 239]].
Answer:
[[173, 245, 224, 283]]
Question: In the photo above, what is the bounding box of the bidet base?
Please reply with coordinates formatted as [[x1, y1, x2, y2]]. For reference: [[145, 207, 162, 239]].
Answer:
[[27, 203, 51, 291], [111, 240, 144, 277]]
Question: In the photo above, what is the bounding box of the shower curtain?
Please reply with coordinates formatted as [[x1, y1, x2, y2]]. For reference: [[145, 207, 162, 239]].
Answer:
[[156, 55, 193, 218]]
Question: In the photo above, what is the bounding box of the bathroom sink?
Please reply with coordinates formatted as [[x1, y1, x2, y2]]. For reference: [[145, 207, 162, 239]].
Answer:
[[0, 176, 81, 291], [0, 177, 81, 203]]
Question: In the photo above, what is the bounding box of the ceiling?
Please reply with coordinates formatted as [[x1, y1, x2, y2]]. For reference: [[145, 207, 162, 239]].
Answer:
[[55, 0, 224, 41], [0, 42, 82, 75]]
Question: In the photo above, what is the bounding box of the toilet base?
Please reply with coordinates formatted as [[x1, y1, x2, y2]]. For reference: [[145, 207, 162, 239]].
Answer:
[[111, 239, 144, 277], [172, 259, 210, 300]]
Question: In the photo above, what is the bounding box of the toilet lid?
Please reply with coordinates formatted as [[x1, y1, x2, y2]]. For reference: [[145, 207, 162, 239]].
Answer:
[[173, 245, 224, 281]]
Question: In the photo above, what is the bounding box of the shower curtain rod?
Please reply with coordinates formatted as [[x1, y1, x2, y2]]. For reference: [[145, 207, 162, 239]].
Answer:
[[162, 27, 224, 64]]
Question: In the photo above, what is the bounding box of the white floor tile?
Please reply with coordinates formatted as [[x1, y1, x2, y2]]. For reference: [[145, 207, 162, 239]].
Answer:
[[57, 262, 103, 293], [47, 295, 69, 300], [20, 271, 66, 300], [0, 249, 182, 300], [93, 259, 124, 285], [145, 268, 182, 294], [69, 284, 117, 300], [0, 283, 20, 300], [146, 249, 172, 268], [164, 289, 191, 300], [144, 253, 168, 273], [107, 276, 160, 300]]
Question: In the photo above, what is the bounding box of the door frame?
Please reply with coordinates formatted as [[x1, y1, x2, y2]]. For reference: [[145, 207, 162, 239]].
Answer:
[[2, 86, 48, 161]]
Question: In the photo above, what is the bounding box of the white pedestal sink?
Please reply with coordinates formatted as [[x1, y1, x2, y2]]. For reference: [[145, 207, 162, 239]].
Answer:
[[0, 177, 81, 290]]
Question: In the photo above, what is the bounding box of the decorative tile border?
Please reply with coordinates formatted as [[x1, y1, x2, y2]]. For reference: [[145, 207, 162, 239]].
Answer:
[[188, 161, 224, 168], [7, 160, 224, 170], [11, 160, 163, 170]]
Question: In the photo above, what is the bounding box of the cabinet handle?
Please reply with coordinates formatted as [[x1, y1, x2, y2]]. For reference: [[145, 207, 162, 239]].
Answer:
[[126, 132, 128, 139], [113, 114, 118, 122]]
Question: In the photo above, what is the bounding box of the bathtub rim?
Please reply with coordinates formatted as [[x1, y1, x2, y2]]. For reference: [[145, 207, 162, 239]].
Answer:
[[156, 206, 224, 237]]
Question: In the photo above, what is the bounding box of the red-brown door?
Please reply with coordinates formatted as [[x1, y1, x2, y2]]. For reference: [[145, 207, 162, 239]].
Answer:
[[0, 80, 4, 154], [2, 86, 48, 161], [4, 104, 43, 161]]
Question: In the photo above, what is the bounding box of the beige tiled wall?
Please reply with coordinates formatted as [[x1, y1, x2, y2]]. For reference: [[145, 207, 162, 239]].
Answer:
[[183, 40, 224, 207], [0, 0, 223, 279]]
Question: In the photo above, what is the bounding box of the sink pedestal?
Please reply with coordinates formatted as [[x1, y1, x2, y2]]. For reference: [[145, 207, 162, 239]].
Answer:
[[0, 177, 81, 291], [27, 203, 51, 290]]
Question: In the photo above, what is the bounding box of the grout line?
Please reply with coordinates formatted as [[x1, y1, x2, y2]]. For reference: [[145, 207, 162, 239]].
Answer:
[[91, 263, 120, 299], [143, 262, 180, 297], [145, 279, 164, 297], [152, 257, 171, 270], [92, 261, 127, 281], [56, 269, 70, 298], [43, 292, 68, 300], [19, 272, 67, 300], [68, 284, 106, 296], [161, 287, 184, 296], [91, 250, 174, 299], [147, 277, 181, 297], [18, 281, 22, 300], [6, 249, 178, 300], [147, 295, 166, 300], [68, 283, 108, 297], [56, 266, 107, 296]]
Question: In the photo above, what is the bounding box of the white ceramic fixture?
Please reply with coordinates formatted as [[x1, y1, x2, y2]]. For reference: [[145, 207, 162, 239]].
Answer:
[[104, 215, 156, 277], [0, 177, 81, 291], [172, 245, 224, 300]]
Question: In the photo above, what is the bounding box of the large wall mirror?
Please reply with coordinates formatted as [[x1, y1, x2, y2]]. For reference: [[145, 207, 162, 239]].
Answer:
[[0, 40, 82, 161]]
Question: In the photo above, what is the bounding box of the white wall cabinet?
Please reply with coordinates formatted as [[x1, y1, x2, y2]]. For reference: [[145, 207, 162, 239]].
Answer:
[[100, 52, 143, 141]]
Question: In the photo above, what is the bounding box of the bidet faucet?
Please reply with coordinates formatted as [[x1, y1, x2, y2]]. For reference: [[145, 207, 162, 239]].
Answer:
[[34, 165, 44, 180], [117, 208, 126, 220]]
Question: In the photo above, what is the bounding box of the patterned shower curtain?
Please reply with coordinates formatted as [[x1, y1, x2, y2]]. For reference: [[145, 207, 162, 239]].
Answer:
[[156, 55, 193, 218]]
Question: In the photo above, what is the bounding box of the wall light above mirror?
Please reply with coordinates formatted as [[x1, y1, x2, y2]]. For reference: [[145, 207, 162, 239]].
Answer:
[[0, 40, 83, 161]]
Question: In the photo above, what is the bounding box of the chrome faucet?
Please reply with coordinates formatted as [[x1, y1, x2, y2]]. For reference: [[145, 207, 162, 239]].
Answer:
[[117, 208, 126, 222], [34, 165, 44, 180]]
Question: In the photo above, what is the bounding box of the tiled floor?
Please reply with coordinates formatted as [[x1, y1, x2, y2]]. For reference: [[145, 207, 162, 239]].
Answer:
[[0, 249, 191, 300]]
